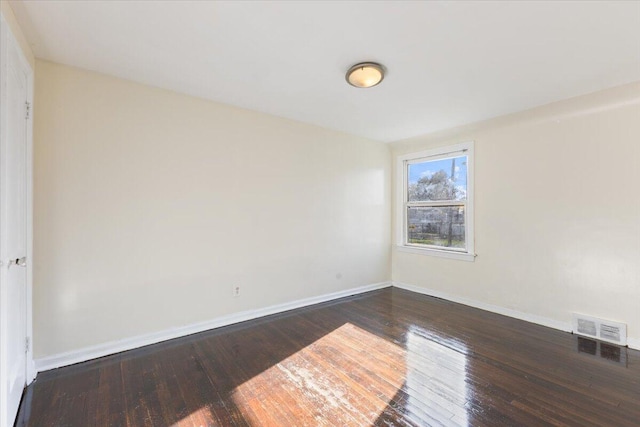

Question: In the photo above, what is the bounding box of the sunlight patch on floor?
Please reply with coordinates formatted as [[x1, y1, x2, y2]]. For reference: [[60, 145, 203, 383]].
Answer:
[[170, 323, 472, 426], [232, 323, 406, 425], [170, 405, 215, 427]]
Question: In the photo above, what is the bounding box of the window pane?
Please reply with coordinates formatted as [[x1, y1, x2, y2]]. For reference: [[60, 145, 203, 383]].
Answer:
[[408, 155, 467, 202], [407, 206, 466, 249]]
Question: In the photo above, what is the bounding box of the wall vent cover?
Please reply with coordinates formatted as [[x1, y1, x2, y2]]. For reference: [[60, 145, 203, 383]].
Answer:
[[572, 313, 627, 346], [577, 318, 597, 337], [600, 324, 621, 343]]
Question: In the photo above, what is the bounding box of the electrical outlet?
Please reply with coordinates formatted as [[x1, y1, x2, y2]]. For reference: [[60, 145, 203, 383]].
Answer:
[[233, 285, 240, 297]]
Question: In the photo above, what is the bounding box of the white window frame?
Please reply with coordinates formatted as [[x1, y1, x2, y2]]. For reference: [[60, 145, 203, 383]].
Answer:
[[396, 141, 475, 261]]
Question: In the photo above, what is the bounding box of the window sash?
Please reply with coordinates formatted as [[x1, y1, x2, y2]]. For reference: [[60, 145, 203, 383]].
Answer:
[[405, 150, 468, 166], [406, 200, 466, 208], [404, 204, 468, 251], [405, 154, 468, 204], [396, 141, 474, 261], [403, 153, 468, 251], [404, 241, 468, 253]]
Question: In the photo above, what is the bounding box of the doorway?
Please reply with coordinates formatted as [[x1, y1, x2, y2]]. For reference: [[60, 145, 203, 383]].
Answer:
[[0, 13, 34, 427]]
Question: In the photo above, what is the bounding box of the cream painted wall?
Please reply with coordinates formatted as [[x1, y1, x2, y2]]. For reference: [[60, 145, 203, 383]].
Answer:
[[0, 1, 33, 68], [32, 56, 640, 359], [391, 82, 640, 345], [33, 60, 391, 358]]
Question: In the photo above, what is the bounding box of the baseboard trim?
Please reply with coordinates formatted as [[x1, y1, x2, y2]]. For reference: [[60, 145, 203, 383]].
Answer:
[[34, 280, 639, 372], [393, 281, 573, 333], [393, 282, 640, 350], [35, 281, 392, 373]]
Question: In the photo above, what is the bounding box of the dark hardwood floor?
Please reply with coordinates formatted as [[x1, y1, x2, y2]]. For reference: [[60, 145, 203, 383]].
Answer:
[[15, 288, 640, 426]]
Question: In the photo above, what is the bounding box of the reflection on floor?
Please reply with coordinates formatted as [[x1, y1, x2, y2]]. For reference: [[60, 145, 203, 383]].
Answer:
[[577, 336, 627, 366], [16, 288, 640, 426]]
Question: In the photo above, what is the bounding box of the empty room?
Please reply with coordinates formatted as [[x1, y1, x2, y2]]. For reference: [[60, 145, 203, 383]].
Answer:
[[1, 1, 639, 426]]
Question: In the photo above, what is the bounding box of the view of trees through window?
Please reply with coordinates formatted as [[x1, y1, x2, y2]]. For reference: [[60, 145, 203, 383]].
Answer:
[[407, 155, 467, 249]]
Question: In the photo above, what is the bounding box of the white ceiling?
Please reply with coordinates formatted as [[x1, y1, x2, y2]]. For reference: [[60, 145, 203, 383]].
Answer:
[[8, 1, 640, 142]]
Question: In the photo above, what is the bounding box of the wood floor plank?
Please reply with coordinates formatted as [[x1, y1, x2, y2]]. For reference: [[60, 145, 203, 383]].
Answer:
[[16, 288, 640, 426]]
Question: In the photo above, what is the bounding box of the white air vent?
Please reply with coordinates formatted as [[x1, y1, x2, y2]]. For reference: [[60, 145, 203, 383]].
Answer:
[[600, 324, 621, 342], [577, 318, 597, 337], [572, 313, 627, 346]]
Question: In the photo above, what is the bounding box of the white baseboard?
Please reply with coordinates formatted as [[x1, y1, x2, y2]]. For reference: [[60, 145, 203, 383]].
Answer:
[[35, 281, 392, 373], [393, 281, 573, 333], [393, 281, 640, 350], [34, 280, 639, 372]]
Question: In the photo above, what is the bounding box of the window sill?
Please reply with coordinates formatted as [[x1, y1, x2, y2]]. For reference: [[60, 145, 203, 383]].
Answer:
[[395, 245, 476, 262]]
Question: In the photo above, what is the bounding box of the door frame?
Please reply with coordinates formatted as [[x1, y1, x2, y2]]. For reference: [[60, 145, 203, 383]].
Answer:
[[0, 11, 35, 426]]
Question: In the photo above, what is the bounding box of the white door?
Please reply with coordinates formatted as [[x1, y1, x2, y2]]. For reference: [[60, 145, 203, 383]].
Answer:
[[0, 16, 30, 427]]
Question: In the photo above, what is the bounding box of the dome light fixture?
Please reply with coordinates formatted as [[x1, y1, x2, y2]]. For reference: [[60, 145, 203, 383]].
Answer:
[[346, 62, 385, 88]]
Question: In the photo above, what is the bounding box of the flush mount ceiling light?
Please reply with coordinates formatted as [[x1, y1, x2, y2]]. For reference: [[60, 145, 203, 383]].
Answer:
[[346, 62, 385, 88]]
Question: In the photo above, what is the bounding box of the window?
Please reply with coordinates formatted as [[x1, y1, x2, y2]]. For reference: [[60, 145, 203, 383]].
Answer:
[[396, 142, 474, 261]]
